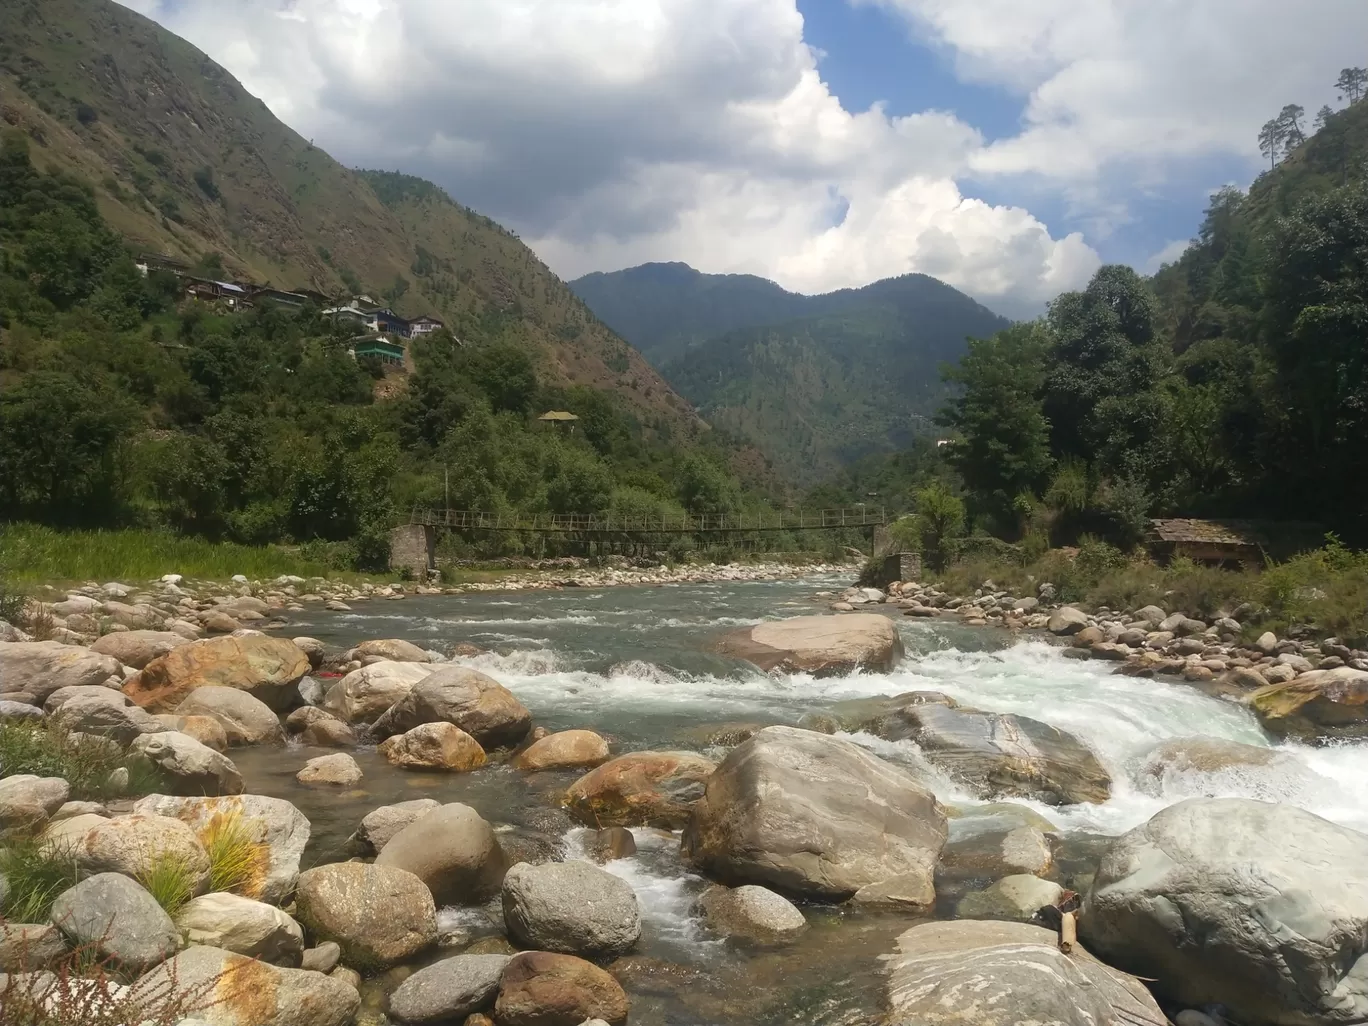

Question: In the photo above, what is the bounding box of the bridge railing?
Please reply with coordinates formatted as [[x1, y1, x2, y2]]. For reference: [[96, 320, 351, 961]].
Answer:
[[409, 506, 888, 533]]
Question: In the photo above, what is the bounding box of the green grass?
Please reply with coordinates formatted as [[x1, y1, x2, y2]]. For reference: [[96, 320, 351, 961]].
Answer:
[[0, 722, 163, 802], [0, 522, 370, 584], [136, 852, 197, 917], [0, 837, 80, 923], [198, 810, 270, 898]]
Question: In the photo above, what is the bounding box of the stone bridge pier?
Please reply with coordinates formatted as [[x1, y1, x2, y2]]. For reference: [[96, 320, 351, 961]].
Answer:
[[388, 524, 435, 576]]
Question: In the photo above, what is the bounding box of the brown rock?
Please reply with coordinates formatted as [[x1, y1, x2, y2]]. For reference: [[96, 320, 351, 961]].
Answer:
[[122, 636, 309, 712], [515, 730, 611, 772], [371, 665, 531, 748], [294, 861, 437, 970], [494, 951, 629, 1026], [581, 827, 637, 863], [90, 630, 191, 669], [564, 751, 716, 828], [1071, 626, 1105, 648], [1248, 669, 1368, 739], [285, 706, 357, 747], [715, 613, 903, 676], [379, 722, 487, 771], [204, 611, 245, 633], [353, 638, 433, 663]]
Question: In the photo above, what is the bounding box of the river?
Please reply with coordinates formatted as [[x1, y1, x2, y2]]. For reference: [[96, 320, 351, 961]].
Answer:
[[230, 574, 1368, 1024]]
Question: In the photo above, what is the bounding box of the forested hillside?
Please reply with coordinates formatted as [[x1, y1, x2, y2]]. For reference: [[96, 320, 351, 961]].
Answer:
[[0, 0, 696, 436], [940, 90, 1368, 546]]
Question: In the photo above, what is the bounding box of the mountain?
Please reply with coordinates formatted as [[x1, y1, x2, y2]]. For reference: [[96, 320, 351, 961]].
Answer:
[[0, 0, 696, 437], [573, 265, 1009, 482]]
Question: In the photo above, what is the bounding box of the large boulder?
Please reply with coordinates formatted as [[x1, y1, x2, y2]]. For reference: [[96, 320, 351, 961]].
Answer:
[[715, 613, 903, 676], [296, 753, 363, 786], [884, 920, 1164, 1026], [352, 638, 433, 663], [89, 630, 190, 669], [0, 641, 122, 703], [515, 730, 610, 772], [371, 665, 532, 748], [1134, 736, 1322, 801], [1046, 606, 1091, 635], [388, 953, 511, 1025], [176, 892, 304, 964], [283, 706, 355, 747], [870, 698, 1111, 805], [132, 794, 309, 905], [0, 923, 67, 972], [122, 636, 309, 713], [378, 722, 487, 771], [564, 751, 716, 828], [63, 813, 211, 891], [293, 861, 437, 970], [1083, 798, 1368, 1025], [154, 713, 230, 752], [681, 726, 947, 903], [43, 684, 130, 713], [955, 874, 1064, 921], [175, 686, 285, 746], [131, 944, 360, 1026], [322, 661, 432, 723], [51, 694, 165, 745], [502, 861, 641, 957], [1247, 669, 1368, 739], [49, 873, 179, 972], [350, 798, 440, 855], [0, 776, 69, 836], [699, 884, 806, 944], [129, 730, 244, 796], [374, 803, 507, 905], [494, 951, 629, 1026]]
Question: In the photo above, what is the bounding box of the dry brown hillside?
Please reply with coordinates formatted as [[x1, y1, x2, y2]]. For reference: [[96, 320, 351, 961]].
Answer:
[[0, 0, 700, 437]]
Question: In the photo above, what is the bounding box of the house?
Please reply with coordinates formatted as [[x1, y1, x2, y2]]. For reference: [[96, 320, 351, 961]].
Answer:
[[537, 410, 579, 433], [406, 316, 444, 338], [184, 278, 250, 309], [351, 335, 406, 366], [1145, 518, 1325, 566], [323, 301, 380, 332]]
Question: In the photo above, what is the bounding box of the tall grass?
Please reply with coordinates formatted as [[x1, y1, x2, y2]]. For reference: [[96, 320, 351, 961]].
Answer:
[[0, 837, 80, 922], [0, 522, 365, 584], [0, 722, 163, 801], [136, 852, 198, 917], [198, 810, 270, 898]]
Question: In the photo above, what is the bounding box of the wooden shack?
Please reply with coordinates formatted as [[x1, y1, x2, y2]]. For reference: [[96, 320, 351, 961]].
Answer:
[[1145, 518, 1324, 566]]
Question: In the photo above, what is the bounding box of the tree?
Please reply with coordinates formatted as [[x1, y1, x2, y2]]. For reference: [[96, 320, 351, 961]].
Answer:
[[1315, 105, 1335, 132], [1336, 67, 1367, 105], [1278, 104, 1307, 149], [1259, 116, 1285, 169]]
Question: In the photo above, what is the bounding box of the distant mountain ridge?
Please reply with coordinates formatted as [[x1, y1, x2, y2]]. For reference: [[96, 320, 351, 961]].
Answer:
[[571, 264, 1010, 483]]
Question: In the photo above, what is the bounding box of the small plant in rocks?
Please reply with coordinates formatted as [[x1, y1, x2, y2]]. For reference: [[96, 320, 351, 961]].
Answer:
[[0, 836, 80, 922], [0, 722, 164, 801], [198, 809, 269, 897], [135, 851, 199, 917]]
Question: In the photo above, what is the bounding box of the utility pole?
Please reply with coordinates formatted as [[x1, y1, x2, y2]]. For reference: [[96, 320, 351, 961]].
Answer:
[[444, 466, 449, 510]]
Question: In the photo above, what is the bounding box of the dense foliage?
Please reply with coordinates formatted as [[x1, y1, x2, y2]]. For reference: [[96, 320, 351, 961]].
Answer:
[[0, 133, 753, 566], [941, 94, 1368, 547]]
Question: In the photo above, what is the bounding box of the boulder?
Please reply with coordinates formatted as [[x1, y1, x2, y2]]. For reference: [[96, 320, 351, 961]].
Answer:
[[502, 861, 641, 958], [0, 776, 70, 835], [515, 730, 610, 772], [203, 611, 243, 634], [176, 892, 305, 964], [293, 861, 437, 970], [322, 660, 432, 724], [353, 638, 433, 663], [175, 686, 285, 746], [699, 884, 806, 944], [51, 694, 166, 745], [871, 699, 1111, 805], [43, 684, 129, 713], [292, 637, 325, 669], [714, 613, 903, 676], [64, 813, 211, 890], [122, 636, 309, 712], [564, 751, 716, 828], [283, 706, 355, 747], [1134, 736, 1321, 801], [0, 700, 43, 722], [0, 923, 67, 972], [131, 944, 360, 1026], [1046, 606, 1091, 635], [1134, 605, 1168, 627], [89, 630, 190, 669], [371, 666, 532, 748], [580, 827, 636, 864], [1248, 669, 1368, 739], [885, 919, 1164, 1026], [350, 798, 441, 855], [379, 722, 487, 771], [153, 713, 230, 751], [129, 730, 244, 796], [295, 753, 362, 786], [955, 874, 1063, 921], [0, 641, 123, 703], [1083, 798, 1368, 1025], [375, 803, 507, 905], [388, 953, 511, 1024], [940, 825, 1053, 879], [49, 873, 179, 972], [132, 794, 309, 905], [494, 951, 629, 1026], [681, 726, 947, 903], [301, 941, 340, 973]]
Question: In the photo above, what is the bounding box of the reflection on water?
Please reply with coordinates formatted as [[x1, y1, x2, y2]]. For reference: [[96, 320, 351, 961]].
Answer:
[[234, 576, 1368, 1023]]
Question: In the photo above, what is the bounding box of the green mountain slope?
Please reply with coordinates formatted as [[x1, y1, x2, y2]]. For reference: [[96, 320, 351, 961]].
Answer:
[[653, 273, 1009, 483], [0, 0, 696, 436]]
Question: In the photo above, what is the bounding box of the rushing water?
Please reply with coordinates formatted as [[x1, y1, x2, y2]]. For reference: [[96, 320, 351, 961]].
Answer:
[[230, 575, 1368, 1023]]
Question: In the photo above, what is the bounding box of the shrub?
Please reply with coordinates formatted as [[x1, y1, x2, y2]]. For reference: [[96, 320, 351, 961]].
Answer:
[[136, 852, 197, 917], [0, 722, 162, 801], [0, 836, 80, 922], [198, 810, 269, 898]]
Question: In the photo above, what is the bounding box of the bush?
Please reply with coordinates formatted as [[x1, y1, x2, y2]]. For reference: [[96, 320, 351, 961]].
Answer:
[[0, 722, 162, 801], [0, 836, 80, 922], [198, 809, 269, 897], [136, 852, 197, 917]]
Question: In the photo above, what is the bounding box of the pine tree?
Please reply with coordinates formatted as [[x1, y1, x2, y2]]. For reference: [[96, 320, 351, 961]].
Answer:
[[1336, 67, 1367, 105]]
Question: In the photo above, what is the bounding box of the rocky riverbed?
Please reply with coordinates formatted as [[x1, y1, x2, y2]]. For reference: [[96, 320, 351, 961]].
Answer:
[[3, 571, 1368, 1026]]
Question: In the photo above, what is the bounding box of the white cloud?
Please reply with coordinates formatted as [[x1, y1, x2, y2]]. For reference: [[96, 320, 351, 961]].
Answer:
[[116, 0, 1102, 314]]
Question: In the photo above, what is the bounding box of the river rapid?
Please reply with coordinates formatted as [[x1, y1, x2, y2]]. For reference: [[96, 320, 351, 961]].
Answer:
[[232, 575, 1368, 1024]]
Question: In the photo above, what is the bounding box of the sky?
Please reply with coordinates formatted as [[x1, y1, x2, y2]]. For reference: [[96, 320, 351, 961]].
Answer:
[[118, 0, 1368, 318]]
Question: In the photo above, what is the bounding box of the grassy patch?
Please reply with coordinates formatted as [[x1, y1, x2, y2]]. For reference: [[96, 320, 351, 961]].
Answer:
[[198, 810, 270, 898], [0, 837, 81, 923], [136, 852, 197, 917], [0, 722, 162, 802], [0, 522, 372, 585]]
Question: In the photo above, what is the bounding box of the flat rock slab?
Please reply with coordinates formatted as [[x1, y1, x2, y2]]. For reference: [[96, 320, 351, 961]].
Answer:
[[715, 614, 903, 676]]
